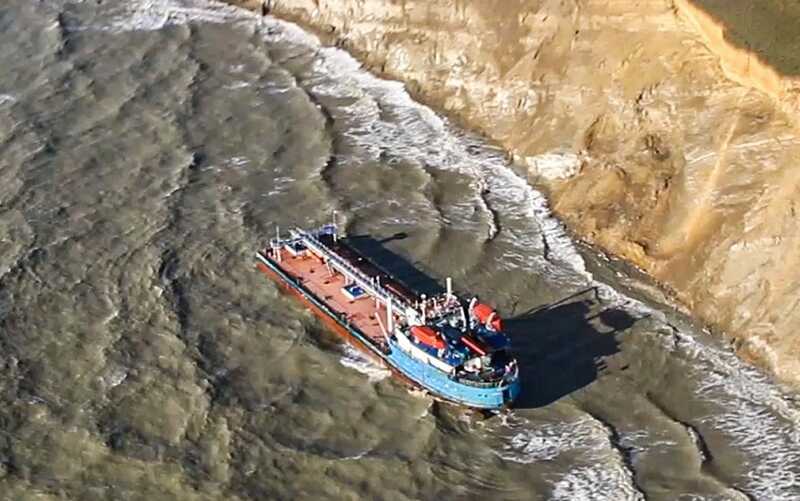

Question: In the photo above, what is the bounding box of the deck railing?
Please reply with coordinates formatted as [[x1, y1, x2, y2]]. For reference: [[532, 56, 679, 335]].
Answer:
[[287, 228, 410, 315]]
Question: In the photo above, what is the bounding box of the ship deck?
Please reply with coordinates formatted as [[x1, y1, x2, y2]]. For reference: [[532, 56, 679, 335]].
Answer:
[[270, 247, 391, 349]]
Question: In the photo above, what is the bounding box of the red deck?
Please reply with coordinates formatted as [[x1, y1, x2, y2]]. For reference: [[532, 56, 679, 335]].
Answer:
[[263, 248, 391, 350]]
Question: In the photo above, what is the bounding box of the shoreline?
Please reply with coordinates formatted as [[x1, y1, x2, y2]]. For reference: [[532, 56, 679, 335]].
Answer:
[[220, 0, 800, 389]]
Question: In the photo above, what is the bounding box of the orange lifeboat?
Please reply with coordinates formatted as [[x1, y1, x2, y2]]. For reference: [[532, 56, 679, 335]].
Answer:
[[472, 303, 503, 331], [410, 325, 446, 350]]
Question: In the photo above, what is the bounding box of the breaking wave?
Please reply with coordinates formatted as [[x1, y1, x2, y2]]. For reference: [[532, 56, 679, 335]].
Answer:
[[338, 345, 391, 383], [550, 465, 643, 501], [673, 329, 800, 500], [69, 0, 251, 33], [494, 412, 644, 499]]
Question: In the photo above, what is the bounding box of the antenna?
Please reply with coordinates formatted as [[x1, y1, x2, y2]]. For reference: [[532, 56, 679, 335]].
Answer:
[[446, 277, 452, 299], [332, 210, 338, 243]]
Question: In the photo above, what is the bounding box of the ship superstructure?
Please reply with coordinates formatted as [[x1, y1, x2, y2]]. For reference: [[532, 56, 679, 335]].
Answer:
[[255, 224, 520, 409]]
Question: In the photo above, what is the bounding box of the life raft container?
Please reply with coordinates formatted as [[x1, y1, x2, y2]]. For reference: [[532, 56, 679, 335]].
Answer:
[[472, 303, 503, 331], [410, 325, 446, 350]]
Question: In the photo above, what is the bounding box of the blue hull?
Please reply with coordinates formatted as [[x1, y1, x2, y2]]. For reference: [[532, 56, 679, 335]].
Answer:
[[388, 342, 520, 409]]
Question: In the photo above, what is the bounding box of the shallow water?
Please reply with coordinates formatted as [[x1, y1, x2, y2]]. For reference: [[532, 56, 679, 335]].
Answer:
[[1, 1, 800, 500]]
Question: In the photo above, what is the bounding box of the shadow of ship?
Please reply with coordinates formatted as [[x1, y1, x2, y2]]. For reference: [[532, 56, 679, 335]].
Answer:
[[343, 233, 444, 299], [506, 287, 636, 409]]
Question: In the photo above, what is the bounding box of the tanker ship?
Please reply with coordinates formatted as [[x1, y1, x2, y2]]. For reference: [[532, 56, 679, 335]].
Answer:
[[255, 224, 520, 409]]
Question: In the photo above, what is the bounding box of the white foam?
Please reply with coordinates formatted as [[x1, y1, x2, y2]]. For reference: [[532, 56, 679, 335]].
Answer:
[[406, 387, 430, 400], [666, 330, 800, 500], [493, 413, 643, 499], [99, 365, 128, 389], [338, 345, 390, 383], [683, 424, 707, 463], [84, 0, 254, 34], [224, 80, 252, 90], [496, 418, 602, 463], [0, 94, 16, 107], [339, 450, 369, 461], [550, 465, 644, 501], [226, 156, 250, 168], [562, 253, 800, 500]]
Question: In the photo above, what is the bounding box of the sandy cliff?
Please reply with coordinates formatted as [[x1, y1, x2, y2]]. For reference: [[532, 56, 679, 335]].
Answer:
[[225, 0, 800, 386]]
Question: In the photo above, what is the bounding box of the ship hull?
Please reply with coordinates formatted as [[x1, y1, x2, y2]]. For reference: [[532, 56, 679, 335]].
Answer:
[[387, 344, 520, 409], [256, 252, 518, 410]]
